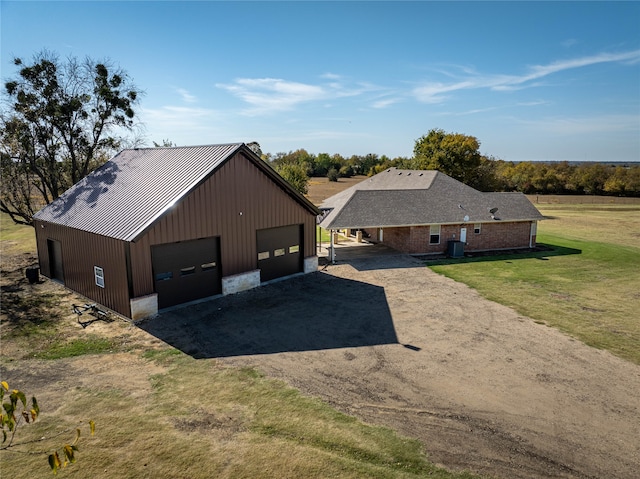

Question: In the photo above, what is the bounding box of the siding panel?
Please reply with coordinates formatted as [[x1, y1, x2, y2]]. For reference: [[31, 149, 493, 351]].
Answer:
[[130, 152, 316, 298], [34, 220, 131, 317]]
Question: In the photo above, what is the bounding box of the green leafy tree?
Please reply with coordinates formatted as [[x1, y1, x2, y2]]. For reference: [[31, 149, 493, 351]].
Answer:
[[604, 165, 640, 196], [327, 167, 339, 182], [572, 163, 611, 195], [0, 50, 142, 225], [411, 128, 482, 185], [1, 381, 95, 474], [271, 149, 315, 176], [273, 162, 309, 195], [313, 152, 341, 177]]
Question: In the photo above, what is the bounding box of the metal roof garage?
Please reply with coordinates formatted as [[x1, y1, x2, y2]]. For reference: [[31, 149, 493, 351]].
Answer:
[[33, 143, 319, 320]]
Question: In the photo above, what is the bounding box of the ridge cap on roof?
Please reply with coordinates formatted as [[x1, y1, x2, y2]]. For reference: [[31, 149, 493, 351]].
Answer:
[[121, 142, 245, 152]]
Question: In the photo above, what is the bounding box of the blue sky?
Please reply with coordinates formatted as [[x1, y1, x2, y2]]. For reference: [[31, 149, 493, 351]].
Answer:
[[2, 1, 639, 162]]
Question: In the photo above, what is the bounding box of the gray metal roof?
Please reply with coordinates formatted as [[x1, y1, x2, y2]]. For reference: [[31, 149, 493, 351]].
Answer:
[[319, 168, 544, 229], [34, 143, 318, 242]]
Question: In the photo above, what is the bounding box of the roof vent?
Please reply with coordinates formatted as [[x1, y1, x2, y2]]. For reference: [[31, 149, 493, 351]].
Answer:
[[398, 172, 402, 175], [419, 173, 423, 176]]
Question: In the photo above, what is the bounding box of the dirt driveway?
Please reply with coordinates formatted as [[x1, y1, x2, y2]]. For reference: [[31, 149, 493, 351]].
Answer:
[[140, 252, 640, 479]]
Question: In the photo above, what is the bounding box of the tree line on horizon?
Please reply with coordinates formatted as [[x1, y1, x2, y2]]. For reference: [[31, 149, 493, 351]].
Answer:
[[264, 132, 640, 198]]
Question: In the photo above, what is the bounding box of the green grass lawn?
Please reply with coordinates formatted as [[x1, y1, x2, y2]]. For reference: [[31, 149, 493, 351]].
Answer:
[[0, 212, 36, 255], [317, 225, 332, 243], [427, 204, 640, 365]]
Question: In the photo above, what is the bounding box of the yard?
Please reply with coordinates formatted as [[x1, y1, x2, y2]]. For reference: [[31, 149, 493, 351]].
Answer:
[[426, 202, 640, 365], [1, 190, 639, 479], [0, 214, 472, 479]]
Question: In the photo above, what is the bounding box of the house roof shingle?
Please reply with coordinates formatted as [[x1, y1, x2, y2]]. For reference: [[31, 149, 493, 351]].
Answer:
[[34, 143, 318, 241], [319, 168, 544, 229]]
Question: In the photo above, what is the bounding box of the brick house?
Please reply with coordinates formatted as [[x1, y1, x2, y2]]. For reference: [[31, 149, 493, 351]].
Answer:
[[319, 168, 544, 255]]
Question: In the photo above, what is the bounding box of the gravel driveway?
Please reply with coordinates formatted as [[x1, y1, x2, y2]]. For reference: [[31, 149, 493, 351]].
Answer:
[[141, 251, 640, 479]]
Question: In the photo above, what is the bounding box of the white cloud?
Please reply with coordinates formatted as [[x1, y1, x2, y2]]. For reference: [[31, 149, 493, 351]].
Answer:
[[217, 78, 326, 115], [176, 88, 197, 103], [413, 81, 476, 103], [216, 76, 385, 116], [371, 97, 402, 109], [412, 49, 640, 103]]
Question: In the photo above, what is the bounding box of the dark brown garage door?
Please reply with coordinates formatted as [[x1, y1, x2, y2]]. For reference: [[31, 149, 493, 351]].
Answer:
[[151, 237, 221, 309], [257, 225, 302, 282]]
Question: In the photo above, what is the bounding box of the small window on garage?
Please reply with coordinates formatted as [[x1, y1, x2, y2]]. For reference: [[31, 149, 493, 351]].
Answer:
[[94, 266, 105, 288], [258, 251, 270, 261], [289, 245, 300, 254], [155, 271, 173, 281], [274, 248, 285, 257], [474, 223, 481, 234], [429, 225, 441, 245], [201, 261, 217, 271], [180, 266, 196, 276]]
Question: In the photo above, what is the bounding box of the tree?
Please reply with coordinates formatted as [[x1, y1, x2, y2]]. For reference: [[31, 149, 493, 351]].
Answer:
[[273, 162, 309, 195], [153, 139, 175, 147], [572, 163, 611, 195], [411, 128, 482, 185], [0, 51, 141, 225], [246, 141, 262, 157], [1, 381, 94, 474], [327, 167, 339, 182]]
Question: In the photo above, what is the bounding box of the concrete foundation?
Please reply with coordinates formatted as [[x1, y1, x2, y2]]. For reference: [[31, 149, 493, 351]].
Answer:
[[222, 270, 261, 295], [130, 293, 158, 320], [304, 255, 318, 274]]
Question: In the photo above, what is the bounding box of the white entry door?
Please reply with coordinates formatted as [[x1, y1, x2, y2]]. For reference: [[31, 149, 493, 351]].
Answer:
[[460, 227, 467, 243]]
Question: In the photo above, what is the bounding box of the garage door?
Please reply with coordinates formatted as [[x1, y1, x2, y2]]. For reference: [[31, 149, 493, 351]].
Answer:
[[257, 225, 302, 282], [151, 237, 221, 309]]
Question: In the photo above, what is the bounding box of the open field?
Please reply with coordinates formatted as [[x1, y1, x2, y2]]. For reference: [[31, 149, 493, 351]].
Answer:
[[0, 215, 477, 479]]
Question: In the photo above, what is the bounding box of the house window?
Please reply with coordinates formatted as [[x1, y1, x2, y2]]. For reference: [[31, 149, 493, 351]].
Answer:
[[155, 271, 173, 281], [201, 262, 217, 272], [180, 266, 196, 276], [94, 266, 105, 288], [474, 224, 481, 234], [429, 225, 441, 245]]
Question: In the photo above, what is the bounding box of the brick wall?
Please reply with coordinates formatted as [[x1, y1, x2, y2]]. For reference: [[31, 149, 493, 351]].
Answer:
[[365, 221, 535, 254]]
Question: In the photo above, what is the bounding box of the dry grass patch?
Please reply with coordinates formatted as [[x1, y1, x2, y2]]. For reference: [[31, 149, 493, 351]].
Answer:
[[1, 350, 479, 479]]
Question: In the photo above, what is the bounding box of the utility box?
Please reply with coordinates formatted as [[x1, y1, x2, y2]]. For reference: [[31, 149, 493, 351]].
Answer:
[[447, 240, 465, 258]]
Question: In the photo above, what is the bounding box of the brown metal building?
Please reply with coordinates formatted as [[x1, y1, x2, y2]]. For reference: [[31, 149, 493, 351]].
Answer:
[[33, 143, 319, 320]]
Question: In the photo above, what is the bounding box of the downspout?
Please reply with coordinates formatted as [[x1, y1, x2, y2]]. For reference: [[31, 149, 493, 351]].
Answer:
[[529, 221, 534, 248], [330, 229, 335, 264]]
